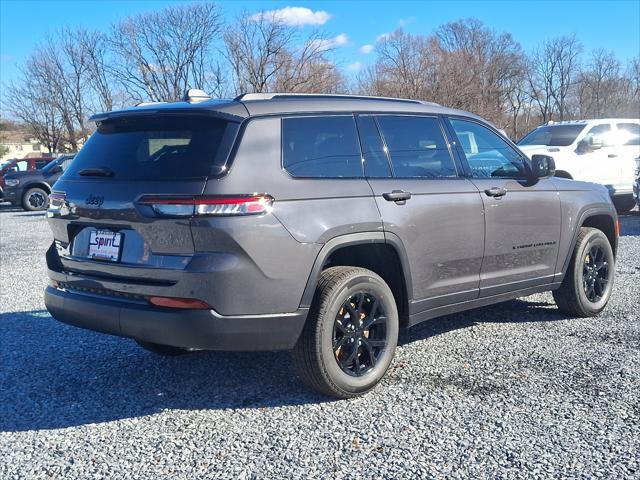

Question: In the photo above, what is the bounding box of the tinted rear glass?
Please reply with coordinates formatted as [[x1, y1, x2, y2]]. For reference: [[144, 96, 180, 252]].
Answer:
[[65, 116, 237, 181], [518, 125, 585, 146], [376, 115, 456, 178], [282, 116, 363, 178]]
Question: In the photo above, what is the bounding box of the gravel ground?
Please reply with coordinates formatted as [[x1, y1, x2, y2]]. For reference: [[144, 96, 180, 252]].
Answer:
[[1, 205, 639, 479]]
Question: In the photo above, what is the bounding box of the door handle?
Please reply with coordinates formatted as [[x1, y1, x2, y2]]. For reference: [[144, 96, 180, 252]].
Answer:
[[608, 154, 618, 158], [484, 187, 507, 198], [383, 190, 412, 203]]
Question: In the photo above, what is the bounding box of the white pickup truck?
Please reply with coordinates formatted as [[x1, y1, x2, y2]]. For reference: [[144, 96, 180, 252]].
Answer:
[[518, 119, 640, 212]]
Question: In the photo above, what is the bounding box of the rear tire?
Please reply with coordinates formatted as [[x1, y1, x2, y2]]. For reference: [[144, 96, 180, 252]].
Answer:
[[135, 340, 190, 356], [553, 227, 614, 317], [22, 187, 49, 211], [292, 266, 399, 398]]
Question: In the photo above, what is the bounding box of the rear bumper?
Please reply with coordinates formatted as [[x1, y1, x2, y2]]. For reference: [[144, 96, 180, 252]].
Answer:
[[44, 286, 308, 351]]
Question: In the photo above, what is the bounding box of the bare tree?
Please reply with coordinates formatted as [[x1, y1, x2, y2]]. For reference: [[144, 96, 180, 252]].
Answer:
[[528, 36, 582, 122], [4, 63, 65, 153], [549, 35, 582, 120], [76, 29, 115, 112], [224, 11, 345, 94], [109, 3, 224, 102], [365, 29, 436, 99]]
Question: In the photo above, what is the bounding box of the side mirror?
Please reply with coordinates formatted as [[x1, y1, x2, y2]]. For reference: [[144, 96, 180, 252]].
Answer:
[[531, 154, 555, 179], [588, 136, 603, 150]]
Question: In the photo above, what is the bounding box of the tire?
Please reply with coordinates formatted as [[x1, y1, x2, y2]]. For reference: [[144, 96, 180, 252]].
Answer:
[[612, 195, 636, 214], [22, 187, 49, 211], [135, 340, 190, 356], [292, 266, 399, 398], [553, 227, 615, 317]]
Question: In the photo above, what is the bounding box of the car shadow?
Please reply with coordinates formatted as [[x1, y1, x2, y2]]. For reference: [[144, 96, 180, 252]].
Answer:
[[0, 297, 566, 432]]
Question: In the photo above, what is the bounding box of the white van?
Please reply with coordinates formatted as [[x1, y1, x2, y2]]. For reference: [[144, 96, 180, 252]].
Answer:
[[518, 119, 640, 212]]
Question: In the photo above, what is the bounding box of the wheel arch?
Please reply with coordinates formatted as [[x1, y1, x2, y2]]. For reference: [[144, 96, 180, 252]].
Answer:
[[299, 232, 412, 327], [23, 182, 52, 195], [559, 207, 618, 280]]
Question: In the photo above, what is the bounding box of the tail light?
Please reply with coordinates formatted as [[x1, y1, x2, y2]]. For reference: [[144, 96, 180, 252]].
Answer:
[[49, 192, 66, 208], [615, 219, 620, 238], [138, 194, 274, 217]]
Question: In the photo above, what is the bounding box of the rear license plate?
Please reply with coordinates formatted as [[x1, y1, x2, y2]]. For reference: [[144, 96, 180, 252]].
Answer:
[[88, 230, 122, 262]]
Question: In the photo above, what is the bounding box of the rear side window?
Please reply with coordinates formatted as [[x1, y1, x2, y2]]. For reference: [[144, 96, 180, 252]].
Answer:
[[616, 123, 640, 146], [282, 116, 362, 178], [65, 116, 237, 181], [375, 116, 456, 178]]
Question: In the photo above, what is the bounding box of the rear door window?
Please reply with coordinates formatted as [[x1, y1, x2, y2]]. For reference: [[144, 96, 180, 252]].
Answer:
[[375, 115, 456, 178], [282, 116, 363, 178], [65, 116, 238, 181]]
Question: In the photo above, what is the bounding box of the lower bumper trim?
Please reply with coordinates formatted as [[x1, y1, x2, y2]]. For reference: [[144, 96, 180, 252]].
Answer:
[[45, 286, 308, 351]]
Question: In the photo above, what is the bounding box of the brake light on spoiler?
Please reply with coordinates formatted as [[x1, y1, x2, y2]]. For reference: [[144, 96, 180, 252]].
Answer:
[[138, 194, 274, 217]]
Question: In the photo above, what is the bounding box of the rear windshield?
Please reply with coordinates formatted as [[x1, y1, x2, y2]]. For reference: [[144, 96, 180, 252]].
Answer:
[[518, 125, 585, 147], [65, 116, 237, 181]]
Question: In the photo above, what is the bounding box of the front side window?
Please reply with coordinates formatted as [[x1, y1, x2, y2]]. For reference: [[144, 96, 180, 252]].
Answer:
[[616, 123, 640, 146], [583, 124, 613, 147], [450, 118, 527, 179], [375, 115, 456, 178], [282, 116, 362, 178], [16, 161, 28, 171]]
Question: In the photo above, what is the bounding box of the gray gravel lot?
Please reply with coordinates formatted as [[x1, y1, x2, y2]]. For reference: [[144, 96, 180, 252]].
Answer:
[[1, 204, 639, 479]]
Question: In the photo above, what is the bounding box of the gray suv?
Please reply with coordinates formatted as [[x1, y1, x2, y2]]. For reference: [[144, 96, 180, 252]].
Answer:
[[45, 92, 618, 398]]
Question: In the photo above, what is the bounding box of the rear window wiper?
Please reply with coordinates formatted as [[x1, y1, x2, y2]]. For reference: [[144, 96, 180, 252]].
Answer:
[[78, 167, 114, 177]]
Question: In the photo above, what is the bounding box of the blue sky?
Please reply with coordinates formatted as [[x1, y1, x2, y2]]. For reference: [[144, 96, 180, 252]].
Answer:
[[1, 0, 639, 85]]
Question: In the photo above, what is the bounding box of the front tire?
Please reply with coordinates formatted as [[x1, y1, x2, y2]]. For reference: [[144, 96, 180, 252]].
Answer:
[[292, 266, 399, 398], [22, 187, 49, 211], [553, 227, 615, 317]]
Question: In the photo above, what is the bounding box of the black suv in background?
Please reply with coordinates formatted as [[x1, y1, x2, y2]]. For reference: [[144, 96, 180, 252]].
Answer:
[[4, 155, 75, 211], [44, 92, 618, 398]]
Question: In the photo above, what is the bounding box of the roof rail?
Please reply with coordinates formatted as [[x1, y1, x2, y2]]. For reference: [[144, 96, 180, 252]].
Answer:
[[234, 92, 441, 107], [135, 101, 167, 107]]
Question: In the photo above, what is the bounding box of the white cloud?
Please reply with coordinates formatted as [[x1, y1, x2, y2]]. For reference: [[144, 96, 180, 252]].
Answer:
[[313, 33, 349, 51], [398, 17, 415, 27], [376, 32, 391, 43], [253, 7, 331, 26], [358, 44, 374, 54], [347, 61, 363, 72], [332, 33, 349, 46]]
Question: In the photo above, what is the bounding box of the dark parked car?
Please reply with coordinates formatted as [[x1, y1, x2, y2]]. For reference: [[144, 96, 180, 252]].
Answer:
[[44, 92, 618, 398], [3, 155, 75, 211], [0, 156, 54, 199]]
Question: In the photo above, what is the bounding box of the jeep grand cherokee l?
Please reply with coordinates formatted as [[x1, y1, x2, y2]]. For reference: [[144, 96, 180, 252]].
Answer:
[[45, 91, 618, 398]]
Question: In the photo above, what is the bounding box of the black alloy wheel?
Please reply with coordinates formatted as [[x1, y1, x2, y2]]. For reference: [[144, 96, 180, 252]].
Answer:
[[582, 245, 610, 303], [332, 292, 389, 377]]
